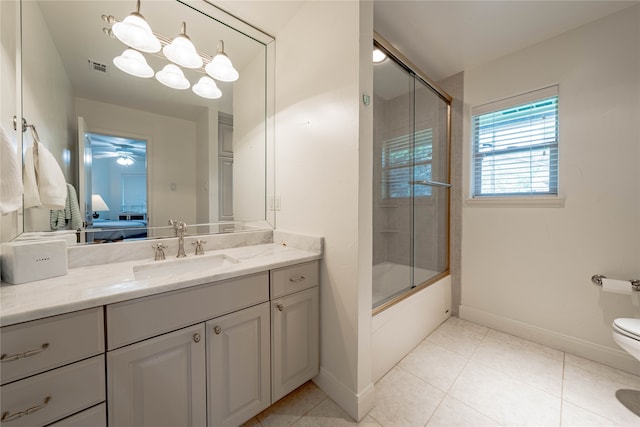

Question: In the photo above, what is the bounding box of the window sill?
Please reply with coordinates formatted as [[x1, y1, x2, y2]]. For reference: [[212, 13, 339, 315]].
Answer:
[[465, 196, 565, 208]]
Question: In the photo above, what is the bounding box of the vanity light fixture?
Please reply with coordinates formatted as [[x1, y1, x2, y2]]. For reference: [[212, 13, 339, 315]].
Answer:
[[156, 64, 190, 90], [192, 76, 222, 99], [205, 40, 239, 82], [113, 49, 154, 78], [104, 2, 240, 98], [373, 48, 387, 63], [111, 0, 161, 53], [162, 22, 203, 69]]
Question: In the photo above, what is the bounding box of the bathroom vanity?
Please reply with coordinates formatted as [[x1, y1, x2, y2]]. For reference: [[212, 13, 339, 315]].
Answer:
[[0, 233, 321, 427]]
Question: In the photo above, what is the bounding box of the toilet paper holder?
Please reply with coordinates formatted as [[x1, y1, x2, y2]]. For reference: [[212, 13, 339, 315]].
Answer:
[[591, 274, 640, 291]]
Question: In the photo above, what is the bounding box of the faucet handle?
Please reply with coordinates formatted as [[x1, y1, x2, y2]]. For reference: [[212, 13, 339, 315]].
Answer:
[[192, 239, 207, 255], [152, 242, 167, 260]]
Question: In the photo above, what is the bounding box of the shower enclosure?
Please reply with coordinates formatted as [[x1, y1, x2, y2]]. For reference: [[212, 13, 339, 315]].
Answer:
[[372, 38, 451, 311]]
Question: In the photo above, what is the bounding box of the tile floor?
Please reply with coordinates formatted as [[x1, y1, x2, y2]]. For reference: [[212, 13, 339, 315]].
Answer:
[[245, 316, 640, 426]]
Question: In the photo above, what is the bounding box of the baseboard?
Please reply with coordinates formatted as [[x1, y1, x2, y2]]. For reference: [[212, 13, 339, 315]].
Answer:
[[459, 305, 640, 376], [313, 367, 375, 422]]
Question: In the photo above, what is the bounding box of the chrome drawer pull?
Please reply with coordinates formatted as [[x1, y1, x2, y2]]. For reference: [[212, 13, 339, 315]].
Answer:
[[1, 343, 49, 362], [1, 396, 52, 422], [289, 275, 306, 283]]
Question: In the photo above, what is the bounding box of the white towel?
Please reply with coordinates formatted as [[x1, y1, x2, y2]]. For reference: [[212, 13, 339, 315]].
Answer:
[[1, 126, 24, 214], [23, 141, 67, 210]]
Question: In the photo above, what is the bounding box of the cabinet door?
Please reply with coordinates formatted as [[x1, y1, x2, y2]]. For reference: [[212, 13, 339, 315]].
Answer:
[[207, 302, 270, 427], [272, 287, 319, 402], [108, 324, 206, 427]]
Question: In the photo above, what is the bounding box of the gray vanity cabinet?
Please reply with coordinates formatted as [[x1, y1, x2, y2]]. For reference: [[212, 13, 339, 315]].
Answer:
[[270, 261, 320, 402], [0, 308, 105, 427], [107, 324, 207, 427], [207, 302, 271, 427]]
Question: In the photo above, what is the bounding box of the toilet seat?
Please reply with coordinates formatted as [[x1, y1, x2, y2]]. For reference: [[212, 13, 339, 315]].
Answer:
[[613, 318, 640, 340]]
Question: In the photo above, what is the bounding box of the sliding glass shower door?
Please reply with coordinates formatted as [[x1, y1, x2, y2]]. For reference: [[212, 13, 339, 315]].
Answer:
[[372, 41, 451, 310]]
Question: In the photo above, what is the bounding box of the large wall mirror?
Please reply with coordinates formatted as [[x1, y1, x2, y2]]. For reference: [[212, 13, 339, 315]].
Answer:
[[1, 0, 274, 244]]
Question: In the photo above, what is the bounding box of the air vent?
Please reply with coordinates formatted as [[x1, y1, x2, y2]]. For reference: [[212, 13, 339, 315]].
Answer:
[[88, 59, 108, 74]]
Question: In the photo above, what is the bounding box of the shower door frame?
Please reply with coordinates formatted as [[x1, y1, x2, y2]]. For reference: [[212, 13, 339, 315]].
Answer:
[[372, 33, 453, 315]]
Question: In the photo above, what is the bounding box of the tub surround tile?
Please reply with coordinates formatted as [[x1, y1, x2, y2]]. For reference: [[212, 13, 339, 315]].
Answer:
[[369, 366, 445, 427], [426, 395, 501, 427]]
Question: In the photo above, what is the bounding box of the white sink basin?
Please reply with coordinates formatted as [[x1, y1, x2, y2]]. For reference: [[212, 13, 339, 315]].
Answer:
[[133, 253, 240, 280]]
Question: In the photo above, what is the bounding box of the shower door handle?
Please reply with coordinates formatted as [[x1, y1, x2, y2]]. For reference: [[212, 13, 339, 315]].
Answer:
[[409, 180, 452, 188]]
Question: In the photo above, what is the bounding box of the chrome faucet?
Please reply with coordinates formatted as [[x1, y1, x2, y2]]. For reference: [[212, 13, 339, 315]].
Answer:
[[176, 222, 187, 258], [168, 219, 179, 237]]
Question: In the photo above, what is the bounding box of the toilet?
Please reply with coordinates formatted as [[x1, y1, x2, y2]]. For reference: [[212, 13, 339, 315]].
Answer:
[[612, 318, 640, 361]]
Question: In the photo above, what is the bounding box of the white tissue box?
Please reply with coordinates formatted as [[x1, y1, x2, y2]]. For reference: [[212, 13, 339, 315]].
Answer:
[[1, 240, 68, 285]]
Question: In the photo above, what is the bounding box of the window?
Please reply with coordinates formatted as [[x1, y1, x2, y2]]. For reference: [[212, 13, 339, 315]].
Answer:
[[472, 86, 558, 197], [382, 128, 432, 198]]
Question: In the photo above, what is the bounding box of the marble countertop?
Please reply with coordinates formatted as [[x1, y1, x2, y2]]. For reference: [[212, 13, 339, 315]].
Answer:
[[1, 243, 321, 327]]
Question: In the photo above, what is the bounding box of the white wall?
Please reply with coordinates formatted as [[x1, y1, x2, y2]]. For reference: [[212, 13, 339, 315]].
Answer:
[[461, 6, 640, 374], [75, 98, 198, 228], [274, 0, 374, 420]]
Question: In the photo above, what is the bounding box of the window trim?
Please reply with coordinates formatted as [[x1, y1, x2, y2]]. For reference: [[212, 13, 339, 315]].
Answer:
[[471, 85, 560, 200]]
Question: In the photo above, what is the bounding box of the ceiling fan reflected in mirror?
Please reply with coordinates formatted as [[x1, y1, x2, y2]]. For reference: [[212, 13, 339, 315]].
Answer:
[[89, 135, 146, 167]]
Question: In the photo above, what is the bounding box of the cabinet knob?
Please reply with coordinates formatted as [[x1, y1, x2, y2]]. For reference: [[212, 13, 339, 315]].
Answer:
[[276, 303, 284, 312], [214, 326, 222, 335], [193, 333, 201, 343]]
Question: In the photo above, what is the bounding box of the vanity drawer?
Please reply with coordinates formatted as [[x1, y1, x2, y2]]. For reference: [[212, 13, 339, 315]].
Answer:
[[0, 355, 105, 427], [270, 261, 319, 298], [107, 272, 269, 350], [0, 308, 105, 385], [48, 403, 106, 427]]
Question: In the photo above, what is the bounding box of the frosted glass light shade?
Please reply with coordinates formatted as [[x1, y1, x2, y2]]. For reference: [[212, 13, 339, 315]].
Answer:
[[113, 49, 154, 78], [192, 76, 222, 99], [205, 41, 238, 82], [112, 13, 161, 53], [155, 64, 190, 90], [163, 23, 202, 69]]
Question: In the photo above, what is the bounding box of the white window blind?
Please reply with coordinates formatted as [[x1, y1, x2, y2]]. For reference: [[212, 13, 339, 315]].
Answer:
[[472, 86, 558, 197], [382, 128, 432, 198]]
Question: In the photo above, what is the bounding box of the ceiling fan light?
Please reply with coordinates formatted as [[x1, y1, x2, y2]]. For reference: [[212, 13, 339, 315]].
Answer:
[[205, 40, 239, 82], [112, 12, 161, 53], [113, 49, 154, 78], [163, 22, 203, 69], [192, 76, 222, 99], [117, 156, 134, 166], [155, 64, 190, 90]]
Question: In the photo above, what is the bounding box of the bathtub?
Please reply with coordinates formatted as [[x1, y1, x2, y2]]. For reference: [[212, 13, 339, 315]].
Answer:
[[372, 268, 451, 382]]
